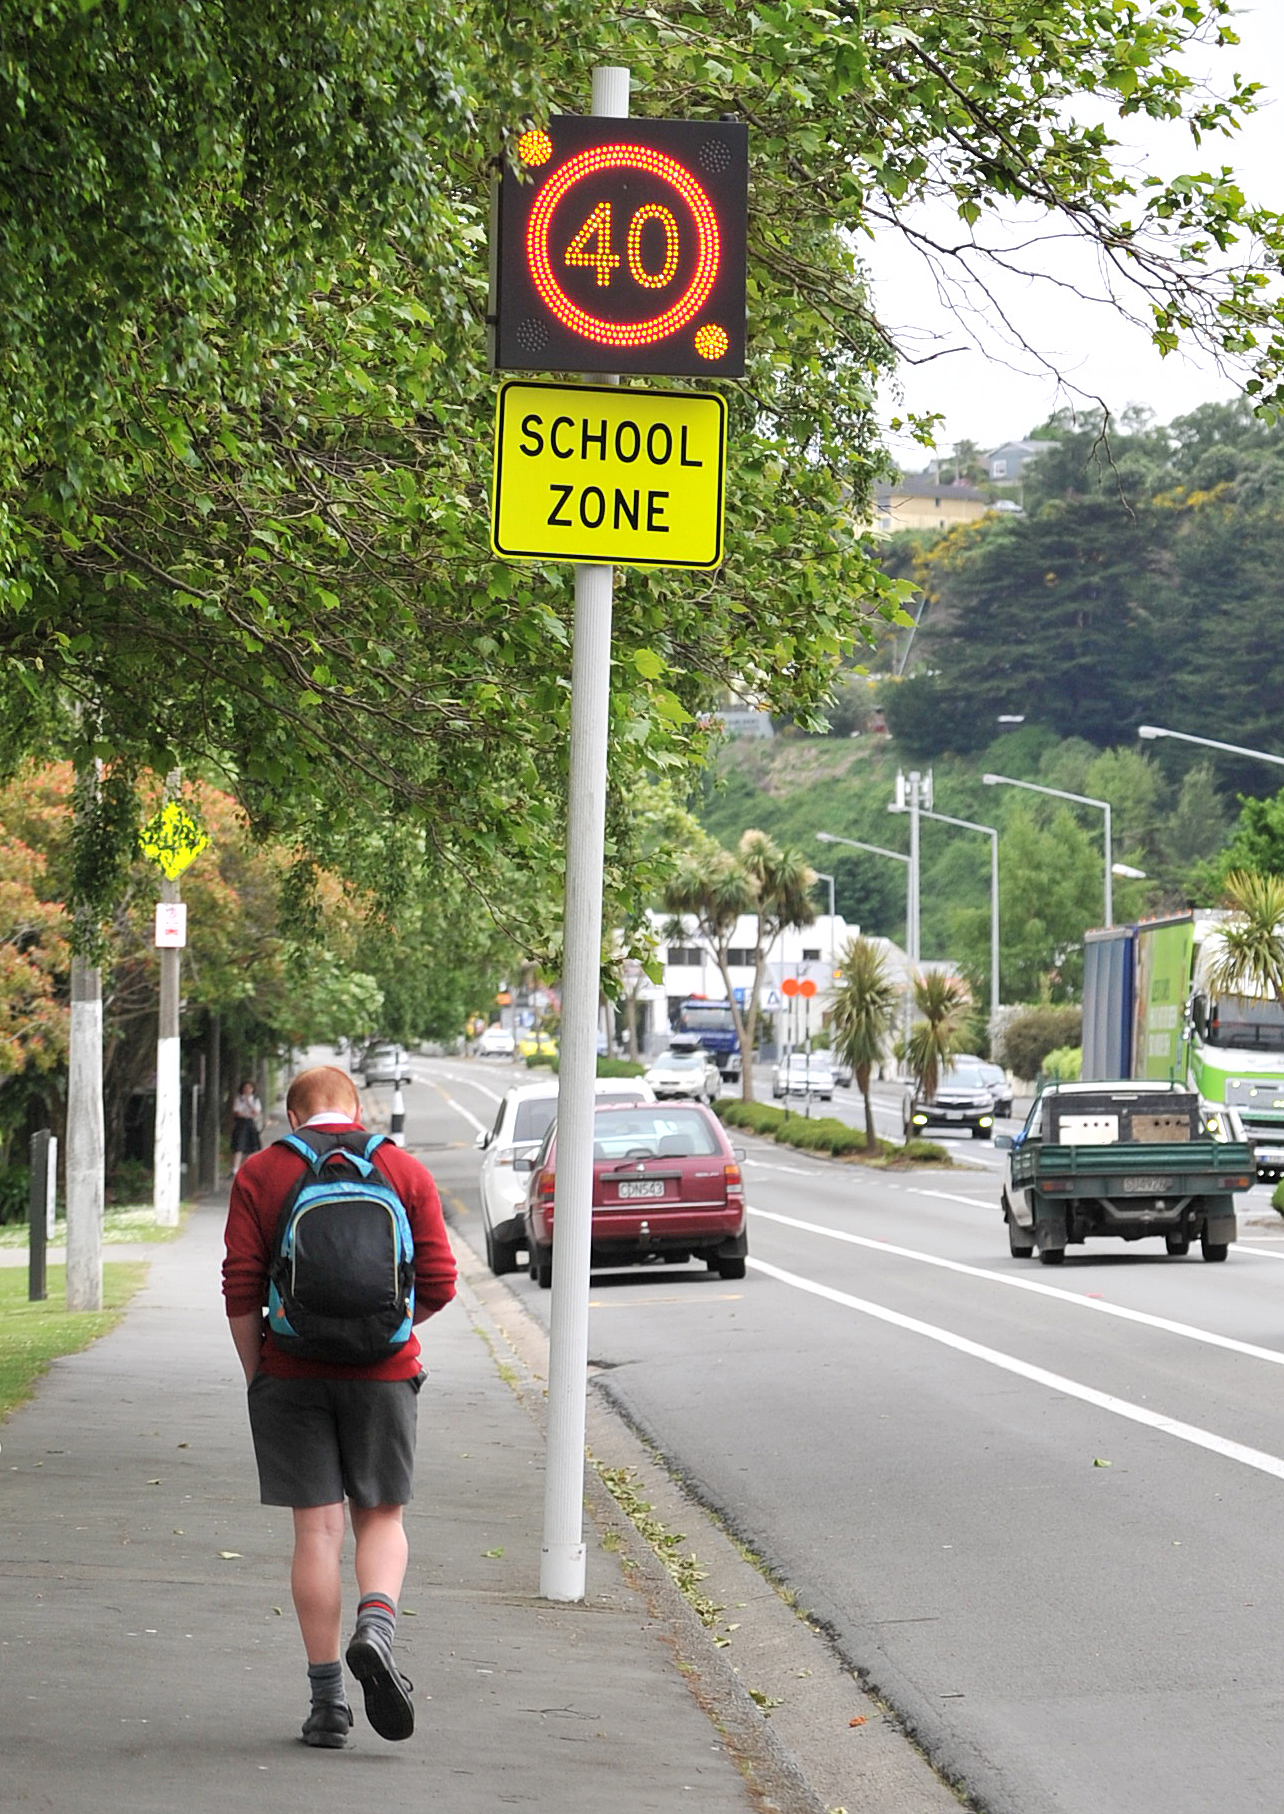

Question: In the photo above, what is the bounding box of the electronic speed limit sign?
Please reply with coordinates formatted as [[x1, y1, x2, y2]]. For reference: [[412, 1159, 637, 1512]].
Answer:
[[489, 114, 747, 378]]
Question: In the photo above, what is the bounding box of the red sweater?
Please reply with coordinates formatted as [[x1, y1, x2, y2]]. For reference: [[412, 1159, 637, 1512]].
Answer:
[[222, 1123, 457, 1380]]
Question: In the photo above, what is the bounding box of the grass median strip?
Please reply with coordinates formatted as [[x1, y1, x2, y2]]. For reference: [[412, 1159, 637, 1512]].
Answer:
[[0, 1201, 188, 1250], [0, 1263, 148, 1421]]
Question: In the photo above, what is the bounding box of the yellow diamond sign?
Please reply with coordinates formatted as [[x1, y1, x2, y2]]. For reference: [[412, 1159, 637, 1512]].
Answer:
[[139, 801, 209, 881]]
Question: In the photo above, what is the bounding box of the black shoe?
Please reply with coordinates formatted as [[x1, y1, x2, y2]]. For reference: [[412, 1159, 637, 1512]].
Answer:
[[345, 1623, 415, 1741], [301, 1702, 353, 1749]]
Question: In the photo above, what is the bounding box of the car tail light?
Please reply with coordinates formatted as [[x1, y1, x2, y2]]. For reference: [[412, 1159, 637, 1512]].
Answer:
[[724, 1162, 744, 1206], [538, 1167, 556, 1205]]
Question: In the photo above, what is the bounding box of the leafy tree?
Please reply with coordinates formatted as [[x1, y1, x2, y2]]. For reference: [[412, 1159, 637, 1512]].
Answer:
[[1196, 787, 1284, 895], [829, 937, 899, 1149], [907, 973, 973, 1111]]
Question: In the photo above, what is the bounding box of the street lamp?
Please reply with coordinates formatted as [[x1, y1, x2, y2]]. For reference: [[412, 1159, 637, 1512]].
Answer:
[[1137, 724, 1284, 770], [813, 870, 837, 975], [816, 830, 914, 1060], [983, 773, 1114, 928], [893, 806, 1000, 1023]]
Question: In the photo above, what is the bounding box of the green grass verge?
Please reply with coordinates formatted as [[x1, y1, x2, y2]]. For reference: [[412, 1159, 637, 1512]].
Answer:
[[1272, 1180, 1284, 1217], [0, 1262, 149, 1421], [0, 1201, 189, 1251], [715, 1097, 952, 1166]]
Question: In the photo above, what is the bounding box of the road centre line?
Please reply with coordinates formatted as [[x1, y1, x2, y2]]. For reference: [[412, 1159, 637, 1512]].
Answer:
[[417, 1066, 504, 1105], [748, 1256, 1284, 1483], [744, 1158, 830, 1178], [748, 1206, 1284, 1369]]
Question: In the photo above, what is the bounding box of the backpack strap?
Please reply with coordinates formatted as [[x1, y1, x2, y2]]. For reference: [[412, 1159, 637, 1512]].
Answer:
[[276, 1127, 380, 1179]]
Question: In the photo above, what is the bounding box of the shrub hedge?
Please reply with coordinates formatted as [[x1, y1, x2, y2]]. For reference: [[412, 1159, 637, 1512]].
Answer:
[[715, 1098, 950, 1165]]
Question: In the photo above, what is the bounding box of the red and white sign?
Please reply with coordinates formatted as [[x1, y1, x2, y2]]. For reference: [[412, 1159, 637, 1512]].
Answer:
[[154, 902, 188, 949]]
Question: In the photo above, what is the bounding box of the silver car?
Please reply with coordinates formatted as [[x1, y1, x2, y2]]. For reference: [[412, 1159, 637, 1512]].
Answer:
[[475, 1075, 655, 1275], [771, 1054, 835, 1101], [359, 1042, 407, 1085]]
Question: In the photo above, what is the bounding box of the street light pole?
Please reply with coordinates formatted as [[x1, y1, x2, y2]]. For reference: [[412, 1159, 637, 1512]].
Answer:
[[894, 806, 1000, 1024], [983, 772, 1113, 928], [1137, 724, 1284, 770], [817, 829, 915, 1064]]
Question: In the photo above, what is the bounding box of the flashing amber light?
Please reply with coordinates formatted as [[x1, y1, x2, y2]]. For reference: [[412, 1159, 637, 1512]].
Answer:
[[695, 323, 729, 360], [525, 143, 722, 350], [518, 129, 553, 167]]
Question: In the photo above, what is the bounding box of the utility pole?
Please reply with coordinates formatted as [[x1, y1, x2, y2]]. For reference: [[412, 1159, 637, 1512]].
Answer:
[[892, 769, 932, 1066]]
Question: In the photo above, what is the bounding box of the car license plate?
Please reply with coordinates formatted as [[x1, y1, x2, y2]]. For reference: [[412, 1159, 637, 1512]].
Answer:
[[944, 1110, 963, 1121], [1123, 1175, 1166, 1193], [618, 1179, 665, 1200]]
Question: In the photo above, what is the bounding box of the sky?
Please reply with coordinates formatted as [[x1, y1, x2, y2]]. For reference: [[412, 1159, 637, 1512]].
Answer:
[[873, 5, 1284, 467]]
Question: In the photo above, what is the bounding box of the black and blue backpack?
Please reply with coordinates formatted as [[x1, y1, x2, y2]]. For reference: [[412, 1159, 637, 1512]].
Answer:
[[267, 1129, 416, 1365]]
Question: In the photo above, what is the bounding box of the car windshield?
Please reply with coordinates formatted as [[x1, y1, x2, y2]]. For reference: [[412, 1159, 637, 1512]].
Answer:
[[786, 1055, 829, 1071], [592, 1106, 722, 1160], [512, 1099, 558, 1145], [1206, 995, 1284, 1053], [942, 1065, 988, 1089], [654, 1051, 704, 1070]]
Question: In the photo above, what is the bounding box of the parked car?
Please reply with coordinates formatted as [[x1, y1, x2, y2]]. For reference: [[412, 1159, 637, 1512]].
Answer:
[[517, 1029, 559, 1060], [476, 1023, 517, 1059], [955, 1055, 1013, 1118], [771, 1053, 835, 1101], [644, 1043, 722, 1104], [475, 1076, 655, 1275], [359, 1042, 408, 1085], [521, 1099, 748, 1287], [904, 1061, 996, 1139]]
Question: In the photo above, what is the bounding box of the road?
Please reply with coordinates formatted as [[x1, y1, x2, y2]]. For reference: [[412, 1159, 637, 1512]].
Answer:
[[398, 1054, 1284, 1814]]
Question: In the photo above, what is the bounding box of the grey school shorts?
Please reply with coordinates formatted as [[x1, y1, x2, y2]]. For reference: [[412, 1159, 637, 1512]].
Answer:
[[246, 1372, 425, 1509]]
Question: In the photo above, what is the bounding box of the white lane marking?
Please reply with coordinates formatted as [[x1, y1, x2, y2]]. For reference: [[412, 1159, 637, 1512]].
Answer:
[[1237, 1241, 1284, 1261], [748, 1256, 1284, 1481], [748, 1206, 1284, 1369], [909, 1188, 996, 1208], [414, 1067, 504, 1105], [430, 1087, 489, 1135], [744, 1158, 830, 1179]]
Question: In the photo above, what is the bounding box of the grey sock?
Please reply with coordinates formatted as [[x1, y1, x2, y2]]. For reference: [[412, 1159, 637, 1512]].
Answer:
[[355, 1592, 397, 1649], [307, 1659, 346, 1707]]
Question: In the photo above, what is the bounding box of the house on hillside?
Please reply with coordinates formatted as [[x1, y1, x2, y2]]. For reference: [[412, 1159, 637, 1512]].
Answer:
[[987, 439, 1055, 486], [867, 477, 992, 537]]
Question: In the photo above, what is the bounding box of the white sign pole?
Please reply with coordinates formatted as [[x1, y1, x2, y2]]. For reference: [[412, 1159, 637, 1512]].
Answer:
[[153, 870, 182, 1227], [540, 61, 629, 1605]]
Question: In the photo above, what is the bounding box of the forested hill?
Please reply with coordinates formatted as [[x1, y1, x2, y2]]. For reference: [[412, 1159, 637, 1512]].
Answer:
[[882, 400, 1284, 792], [694, 401, 1284, 1008]]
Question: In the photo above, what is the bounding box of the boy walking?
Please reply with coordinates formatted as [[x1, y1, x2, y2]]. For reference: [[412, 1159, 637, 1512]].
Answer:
[[222, 1064, 456, 1747]]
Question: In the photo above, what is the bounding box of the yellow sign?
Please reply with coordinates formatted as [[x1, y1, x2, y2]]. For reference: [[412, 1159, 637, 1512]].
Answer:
[[139, 801, 209, 881], [491, 380, 726, 569]]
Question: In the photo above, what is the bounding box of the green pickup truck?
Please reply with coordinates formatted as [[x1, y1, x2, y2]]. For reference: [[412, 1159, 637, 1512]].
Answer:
[[998, 1081, 1255, 1265]]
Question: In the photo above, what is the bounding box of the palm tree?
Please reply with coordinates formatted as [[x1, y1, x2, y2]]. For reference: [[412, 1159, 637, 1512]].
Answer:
[[906, 970, 973, 1115], [663, 828, 816, 1101], [1206, 871, 1284, 1009], [828, 937, 899, 1150]]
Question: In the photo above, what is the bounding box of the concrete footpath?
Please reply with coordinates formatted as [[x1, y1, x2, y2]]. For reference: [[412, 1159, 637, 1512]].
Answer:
[[0, 1193, 776, 1814]]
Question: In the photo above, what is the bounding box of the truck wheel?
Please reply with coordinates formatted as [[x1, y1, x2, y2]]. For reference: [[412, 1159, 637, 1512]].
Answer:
[[1038, 1247, 1066, 1266], [1165, 1234, 1191, 1257], [1201, 1235, 1229, 1263], [1007, 1216, 1034, 1259]]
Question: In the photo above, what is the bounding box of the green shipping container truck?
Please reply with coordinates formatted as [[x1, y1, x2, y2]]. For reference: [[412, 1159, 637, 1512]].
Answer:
[[1082, 912, 1284, 1181]]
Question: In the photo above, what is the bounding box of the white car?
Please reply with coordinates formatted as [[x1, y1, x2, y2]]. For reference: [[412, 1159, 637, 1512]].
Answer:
[[475, 1075, 656, 1274], [644, 1046, 723, 1105], [771, 1053, 835, 1101], [476, 1024, 517, 1059]]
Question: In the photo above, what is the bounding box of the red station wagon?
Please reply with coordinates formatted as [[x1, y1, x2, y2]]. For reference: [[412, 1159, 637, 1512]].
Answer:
[[522, 1101, 748, 1288]]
